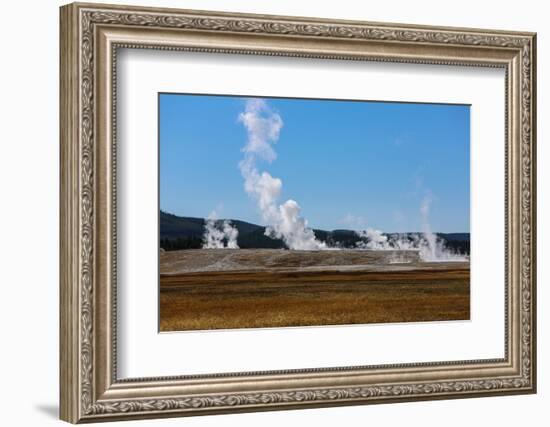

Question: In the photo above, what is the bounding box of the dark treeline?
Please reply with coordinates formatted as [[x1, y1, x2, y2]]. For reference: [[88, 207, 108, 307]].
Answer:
[[160, 210, 470, 254], [160, 237, 202, 250], [160, 231, 470, 255], [444, 239, 470, 256]]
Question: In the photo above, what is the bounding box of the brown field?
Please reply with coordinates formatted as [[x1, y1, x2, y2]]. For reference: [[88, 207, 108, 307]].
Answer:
[[160, 249, 470, 332]]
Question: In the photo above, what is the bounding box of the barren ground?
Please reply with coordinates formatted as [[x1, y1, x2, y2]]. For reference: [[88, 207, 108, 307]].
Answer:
[[159, 249, 470, 331]]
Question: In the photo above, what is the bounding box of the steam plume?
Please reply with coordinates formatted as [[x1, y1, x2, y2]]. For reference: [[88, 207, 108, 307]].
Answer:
[[355, 195, 467, 262], [417, 194, 466, 262], [238, 99, 326, 250], [356, 228, 390, 250], [202, 211, 239, 249]]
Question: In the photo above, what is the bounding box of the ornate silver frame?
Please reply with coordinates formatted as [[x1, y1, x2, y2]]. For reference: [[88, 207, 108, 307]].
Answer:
[[60, 2, 537, 423]]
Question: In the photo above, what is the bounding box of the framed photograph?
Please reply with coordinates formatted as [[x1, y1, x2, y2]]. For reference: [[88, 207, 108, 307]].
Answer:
[[158, 94, 473, 332], [60, 2, 537, 423]]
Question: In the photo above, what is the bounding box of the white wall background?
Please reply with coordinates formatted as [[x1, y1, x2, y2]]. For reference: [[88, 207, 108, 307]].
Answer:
[[0, 0, 545, 425]]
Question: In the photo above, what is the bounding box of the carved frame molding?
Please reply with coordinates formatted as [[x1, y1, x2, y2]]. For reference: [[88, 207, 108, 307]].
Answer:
[[60, 2, 536, 423]]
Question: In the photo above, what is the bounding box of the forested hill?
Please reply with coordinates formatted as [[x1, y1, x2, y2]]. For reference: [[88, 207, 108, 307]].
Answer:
[[159, 211, 470, 254]]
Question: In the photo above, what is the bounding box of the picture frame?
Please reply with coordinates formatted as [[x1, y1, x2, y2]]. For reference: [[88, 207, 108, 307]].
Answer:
[[59, 2, 536, 423]]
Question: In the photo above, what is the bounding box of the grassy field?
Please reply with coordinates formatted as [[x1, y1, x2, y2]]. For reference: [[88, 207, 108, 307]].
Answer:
[[159, 250, 469, 331]]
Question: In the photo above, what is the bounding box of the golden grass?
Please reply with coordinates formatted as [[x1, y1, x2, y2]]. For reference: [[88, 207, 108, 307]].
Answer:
[[160, 267, 470, 331]]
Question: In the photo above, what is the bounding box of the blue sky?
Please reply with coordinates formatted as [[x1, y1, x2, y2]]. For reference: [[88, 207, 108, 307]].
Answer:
[[159, 93, 470, 233]]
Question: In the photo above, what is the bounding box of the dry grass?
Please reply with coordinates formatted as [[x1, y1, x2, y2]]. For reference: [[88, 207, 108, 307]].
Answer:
[[160, 267, 470, 331]]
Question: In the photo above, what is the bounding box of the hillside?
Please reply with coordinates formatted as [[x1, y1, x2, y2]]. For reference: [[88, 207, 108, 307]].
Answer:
[[160, 211, 284, 249], [159, 211, 470, 253]]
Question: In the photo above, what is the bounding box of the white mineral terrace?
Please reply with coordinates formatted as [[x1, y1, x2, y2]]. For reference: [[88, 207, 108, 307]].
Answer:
[[158, 248, 469, 275]]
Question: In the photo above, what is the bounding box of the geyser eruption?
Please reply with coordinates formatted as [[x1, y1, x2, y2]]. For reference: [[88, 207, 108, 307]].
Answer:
[[355, 195, 467, 262], [238, 99, 326, 250], [417, 194, 467, 262], [356, 228, 390, 250], [419, 194, 439, 261], [202, 211, 239, 249], [200, 98, 465, 259], [266, 199, 326, 250]]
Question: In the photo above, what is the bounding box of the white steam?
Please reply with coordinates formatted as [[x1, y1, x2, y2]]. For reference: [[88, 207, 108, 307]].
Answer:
[[238, 99, 326, 250], [417, 194, 467, 262], [356, 228, 389, 250], [265, 200, 327, 250], [202, 211, 239, 249], [355, 195, 467, 262], [200, 98, 466, 260]]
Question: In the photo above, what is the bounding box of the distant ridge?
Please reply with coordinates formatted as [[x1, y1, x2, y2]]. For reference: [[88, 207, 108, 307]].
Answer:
[[160, 211, 284, 249], [160, 211, 470, 253]]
